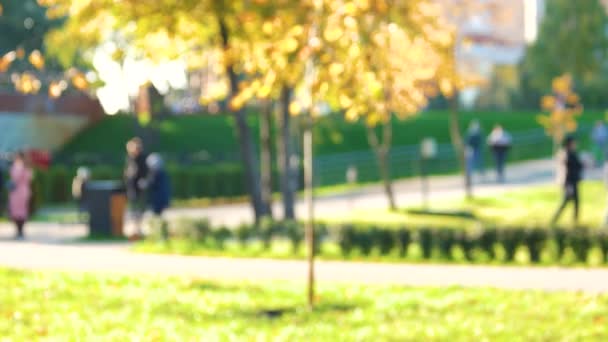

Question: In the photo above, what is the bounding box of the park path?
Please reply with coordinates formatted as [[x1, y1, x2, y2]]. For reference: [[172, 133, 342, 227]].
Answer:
[[1, 158, 607, 293], [165, 159, 565, 227], [1, 237, 608, 293]]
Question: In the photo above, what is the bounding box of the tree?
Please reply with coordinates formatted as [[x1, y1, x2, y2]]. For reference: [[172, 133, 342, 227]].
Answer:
[[314, 1, 448, 210], [524, 0, 608, 95], [49, 0, 271, 220], [432, 0, 501, 199], [537, 74, 583, 149]]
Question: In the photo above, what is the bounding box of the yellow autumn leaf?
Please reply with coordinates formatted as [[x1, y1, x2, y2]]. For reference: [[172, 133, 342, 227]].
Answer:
[[48, 81, 63, 98], [29, 50, 45, 70], [281, 38, 299, 53], [345, 107, 359, 122], [541, 95, 556, 111], [324, 26, 344, 42], [71, 73, 89, 90], [289, 101, 302, 116]]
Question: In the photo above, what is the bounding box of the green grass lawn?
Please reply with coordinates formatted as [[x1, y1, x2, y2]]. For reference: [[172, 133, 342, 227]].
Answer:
[[324, 181, 607, 229], [60, 110, 604, 157], [2, 268, 607, 340]]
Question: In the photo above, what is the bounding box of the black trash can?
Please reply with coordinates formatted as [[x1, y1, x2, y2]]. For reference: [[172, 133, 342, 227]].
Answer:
[[86, 181, 127, 238]]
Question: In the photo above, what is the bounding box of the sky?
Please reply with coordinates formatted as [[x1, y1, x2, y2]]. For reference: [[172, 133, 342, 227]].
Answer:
[[92, 42, 188, 115]]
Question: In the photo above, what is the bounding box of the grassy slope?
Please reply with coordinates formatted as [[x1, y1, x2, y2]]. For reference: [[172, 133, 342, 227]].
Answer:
[[2, 268, 607, 340], [60, 110, 605, 157], [324, 181, 606, 228]]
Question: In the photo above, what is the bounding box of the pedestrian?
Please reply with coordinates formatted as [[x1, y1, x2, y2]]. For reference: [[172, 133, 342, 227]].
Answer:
[[487, 125, 512, 183], [466, 120, 484, 180], [551, 136, 583, 226], [72, 167, 91, 223], [142, 153, 171, 240], [7, 152, 33, 239], [591, 121, 608, 166], [124, 137, 149, 237]]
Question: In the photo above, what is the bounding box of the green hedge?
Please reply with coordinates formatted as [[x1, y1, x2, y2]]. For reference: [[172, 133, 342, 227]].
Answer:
[[160, 219, 608, 265], [32, 163, 299, 205]]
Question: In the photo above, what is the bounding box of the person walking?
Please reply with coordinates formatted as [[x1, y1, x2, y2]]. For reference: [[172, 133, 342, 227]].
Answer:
[[591, 121, 608, 166], [8, 152, 33, 239], [466, 120, 484, 180], [487, 125, 512, 183], [143, 153, 171, 240], [124, 137, 149, 237], [551, 136, 583, 226]]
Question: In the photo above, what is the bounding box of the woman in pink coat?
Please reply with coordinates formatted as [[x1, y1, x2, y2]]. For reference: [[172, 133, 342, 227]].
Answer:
[[8, 152, 33, 239]]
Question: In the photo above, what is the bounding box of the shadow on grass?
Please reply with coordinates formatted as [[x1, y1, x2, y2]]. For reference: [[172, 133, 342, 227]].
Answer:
[[405, 209, 477, 219], [254, 303, 357, 319]]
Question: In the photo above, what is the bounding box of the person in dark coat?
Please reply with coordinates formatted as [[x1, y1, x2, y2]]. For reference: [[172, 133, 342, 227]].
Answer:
[[466, 120, 484, 179], [143, 153, 171, 240], [124, 137, 149, 236], [551, 136, 583, 226]]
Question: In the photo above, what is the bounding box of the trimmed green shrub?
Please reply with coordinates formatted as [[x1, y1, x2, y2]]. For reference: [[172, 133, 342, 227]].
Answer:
[[284, 220, 304, 253], [524, 229, 548, 263], [236, 224, 254, 247], [212, 227, 232, 249], [499, 229, 526, 262], [479, 228, 498, 259], [337, 224, 356, 256], [552, 229, 568, 260], [375, 228, 396, 256], [418, 228, 434, 259], [455, 230, 478, 261], [395, 229, 411, 257], [568, 228, 592, 263], [355, 226, 374, 256], [596, 230, 608, 262], [164, 219, 606, 266], [435, 229, 457, 260], [258, 217, 276, 250]]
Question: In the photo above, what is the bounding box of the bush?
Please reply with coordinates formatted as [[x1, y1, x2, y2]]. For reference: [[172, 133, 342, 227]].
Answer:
[[499, 229, 526, 262], [455, 230, 478, 261], [395, 229, 411, 258], [160, 220, 606, 266], [374, 228, 396, 256], [435, 229, 457, 260], [211, 227, 232, 249], [355, 226, 374, 256], [285, 220, 304, 253], [567, 228, 592, 263], [524, 229, 548, 263], [479, 228, 498, 259], [236, 224, 254, 247], [337, 225, 356, 256], [418, 228, 434, 260], [258, 217, 276, 250]]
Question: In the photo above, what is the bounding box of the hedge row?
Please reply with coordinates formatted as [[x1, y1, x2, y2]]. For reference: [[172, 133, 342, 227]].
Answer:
[[30, 164, 302, 205], [161, 219, 608, 265]]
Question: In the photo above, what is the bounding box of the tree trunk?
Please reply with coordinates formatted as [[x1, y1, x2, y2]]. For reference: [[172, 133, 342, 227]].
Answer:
[[366, 122, 397, 211], [218, 17, 267, 220], [259, 100, 274, 218], [277, 86, 296, 219], [303, 117, 315, 309], [448, 94, 473, 199]]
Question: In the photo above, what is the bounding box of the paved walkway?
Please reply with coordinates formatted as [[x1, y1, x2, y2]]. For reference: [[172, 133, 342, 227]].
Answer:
[[165, 159, 569, 226], [1, 159, 606, 293], [1, 237, 608, 293]]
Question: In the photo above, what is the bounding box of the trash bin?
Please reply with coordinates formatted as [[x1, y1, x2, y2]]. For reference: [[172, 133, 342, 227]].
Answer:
[[86, 181, 127, 237]]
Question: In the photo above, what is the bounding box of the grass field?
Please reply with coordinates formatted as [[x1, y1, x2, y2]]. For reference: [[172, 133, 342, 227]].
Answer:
[[324, 181, 607, 229], [2, 268, 607, 340], [60, 110, 604, 158]]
